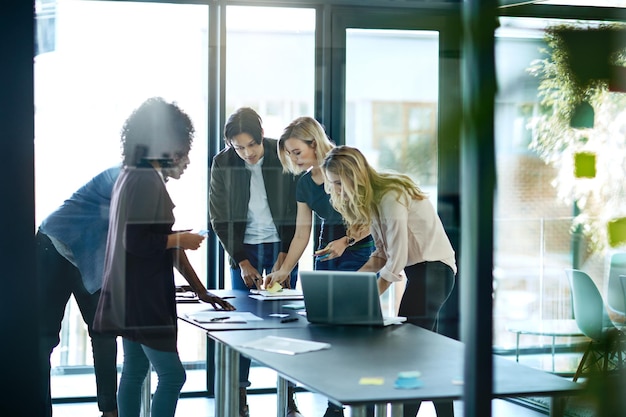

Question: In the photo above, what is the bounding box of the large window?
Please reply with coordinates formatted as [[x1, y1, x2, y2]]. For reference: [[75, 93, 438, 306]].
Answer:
[[223, 5, 316, 284], [493, 16, 626, 372], [35, 0, 210, 399], [345, 28, 441, 315], [35, 0, 317, 402]]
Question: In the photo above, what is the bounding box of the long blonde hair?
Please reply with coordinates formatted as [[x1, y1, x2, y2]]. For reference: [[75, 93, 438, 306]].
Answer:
[[321, 146, 427, 235], [278, 116, 335, 174]]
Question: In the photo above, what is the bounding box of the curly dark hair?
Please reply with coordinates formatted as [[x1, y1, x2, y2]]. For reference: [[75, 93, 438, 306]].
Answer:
[[120, 97, 195, 166]]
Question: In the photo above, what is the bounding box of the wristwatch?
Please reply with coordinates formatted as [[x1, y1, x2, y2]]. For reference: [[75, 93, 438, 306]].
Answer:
[[346, 236, 356, 246]]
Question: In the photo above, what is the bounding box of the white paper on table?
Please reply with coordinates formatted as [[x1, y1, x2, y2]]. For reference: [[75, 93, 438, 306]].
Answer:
[[248, 289, 303, 300], [238, 335, 331, 355], [186, 310, 262, 323]]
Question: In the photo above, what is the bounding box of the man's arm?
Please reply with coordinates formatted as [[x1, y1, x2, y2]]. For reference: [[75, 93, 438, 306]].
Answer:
[[209, 157, 248, 265]]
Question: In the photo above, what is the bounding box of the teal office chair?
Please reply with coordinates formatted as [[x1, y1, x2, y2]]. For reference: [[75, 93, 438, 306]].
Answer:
[[565, 268, 625, 381], [606, 252, 626, 323]]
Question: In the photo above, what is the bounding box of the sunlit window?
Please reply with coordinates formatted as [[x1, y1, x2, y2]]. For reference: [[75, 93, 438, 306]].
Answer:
[[35, 0, 210, 399]]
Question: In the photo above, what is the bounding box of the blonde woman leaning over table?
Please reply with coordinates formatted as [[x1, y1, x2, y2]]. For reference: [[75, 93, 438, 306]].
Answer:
[[321, 145, 457, 417], [264, 118, 374, 417], [264, 117, 374, 288]]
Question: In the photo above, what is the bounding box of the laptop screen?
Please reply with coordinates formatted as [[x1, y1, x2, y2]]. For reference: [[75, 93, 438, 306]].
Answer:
[[299, 271, 388, 325]]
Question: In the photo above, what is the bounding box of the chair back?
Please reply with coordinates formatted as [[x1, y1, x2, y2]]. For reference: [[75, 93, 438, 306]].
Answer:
[[606, 252, 626, 315], [565, 268, 612, 341]]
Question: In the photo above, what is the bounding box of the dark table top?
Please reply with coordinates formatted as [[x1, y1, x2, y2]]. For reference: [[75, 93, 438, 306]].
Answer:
[[177, 289, 308, 331], [209, 324, 582, 407]]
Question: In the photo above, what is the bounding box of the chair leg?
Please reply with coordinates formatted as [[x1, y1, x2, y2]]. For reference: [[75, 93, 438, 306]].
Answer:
[[573, 342, 594, 382]]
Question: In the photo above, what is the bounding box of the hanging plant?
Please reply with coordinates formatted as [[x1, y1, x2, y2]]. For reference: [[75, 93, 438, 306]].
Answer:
[[527, 23, 626, 254]]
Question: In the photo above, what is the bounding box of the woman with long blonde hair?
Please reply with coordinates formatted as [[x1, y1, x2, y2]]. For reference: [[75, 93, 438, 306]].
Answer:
[[265, 119, 374, 417], [265, 117, 374, 287], [322, 145, 457, 417]]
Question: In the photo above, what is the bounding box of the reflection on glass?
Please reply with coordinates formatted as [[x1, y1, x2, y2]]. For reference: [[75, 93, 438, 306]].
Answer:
[[345, 29, 439, 192], [226, 6, 315, 139], [224, 6, 316, 284], [493, 17, 621, 372], [35, 0, 209, 399], [345, 28, 439, 315]]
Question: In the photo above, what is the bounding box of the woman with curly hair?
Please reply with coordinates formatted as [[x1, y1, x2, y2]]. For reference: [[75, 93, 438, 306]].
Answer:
[[95, 97, 234, 417], [321, 145, 457, 417]]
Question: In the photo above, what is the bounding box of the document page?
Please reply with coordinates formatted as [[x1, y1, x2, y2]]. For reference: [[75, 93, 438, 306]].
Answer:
[[238, 335, 331, 355]]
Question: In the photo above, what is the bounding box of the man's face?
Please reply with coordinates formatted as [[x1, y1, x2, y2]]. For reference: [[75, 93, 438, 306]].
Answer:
[[230, 133, 264, 165]]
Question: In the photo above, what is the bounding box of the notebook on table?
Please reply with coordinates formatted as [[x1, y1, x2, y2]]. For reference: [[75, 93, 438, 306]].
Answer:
[[299, 270, 406, 326]]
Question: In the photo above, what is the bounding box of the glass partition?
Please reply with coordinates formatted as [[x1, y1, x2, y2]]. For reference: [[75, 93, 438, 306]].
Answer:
[[345, 28, 440, 315], [36, 0, 317, 402], [493, 16, 626, 372], [223, 5, 317, 285], [35, 0, 210, 399]]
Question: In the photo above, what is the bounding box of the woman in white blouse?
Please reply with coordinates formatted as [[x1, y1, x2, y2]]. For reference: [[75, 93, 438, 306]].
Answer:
[[321, 145, 457, 417]]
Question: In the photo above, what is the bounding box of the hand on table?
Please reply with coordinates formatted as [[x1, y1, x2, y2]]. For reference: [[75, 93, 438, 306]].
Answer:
[[264, 270, 291, 290], [199, 292, 236, 311], [238, 260, 263, 290]]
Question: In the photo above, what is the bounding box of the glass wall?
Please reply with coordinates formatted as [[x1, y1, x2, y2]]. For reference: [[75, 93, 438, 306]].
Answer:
[[36, 0, 626, 406], [35, 0, 317, 401], [35, 0, 210, 399], [223, 5, 316, 285], [345, 28, 440, 314], [493, 16, 626, 372]]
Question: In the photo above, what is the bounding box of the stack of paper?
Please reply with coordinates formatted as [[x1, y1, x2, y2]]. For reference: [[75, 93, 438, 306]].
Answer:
[[238, 335, 330, 355], [186, 310, 262, 323], [249, 289, 303, 300]]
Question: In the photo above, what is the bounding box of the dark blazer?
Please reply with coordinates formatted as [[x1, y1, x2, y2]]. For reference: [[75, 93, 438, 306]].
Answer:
[[209, 138, 298, 268]]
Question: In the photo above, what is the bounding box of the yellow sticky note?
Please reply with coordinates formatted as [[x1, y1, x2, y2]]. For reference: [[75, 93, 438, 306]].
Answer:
[[359, 377, 385, 385], [608, 217, 626, 248], [574, 152, 596, 178]]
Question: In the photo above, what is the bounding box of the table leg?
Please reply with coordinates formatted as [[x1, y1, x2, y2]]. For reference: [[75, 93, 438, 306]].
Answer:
[[516, 333, 520, 362], [140, 366, 151, 417], [390, 403, 403, 417], [215, 342, 240, 417], [226, 345, 240, 417], [549, 396, 565, 417], [351, 405, 367, 417], [276, 376, 288, 417], [214, 342, 226, 417]]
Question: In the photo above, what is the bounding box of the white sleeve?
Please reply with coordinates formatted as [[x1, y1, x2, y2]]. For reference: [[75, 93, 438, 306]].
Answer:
[[376, 192, 410, 283]]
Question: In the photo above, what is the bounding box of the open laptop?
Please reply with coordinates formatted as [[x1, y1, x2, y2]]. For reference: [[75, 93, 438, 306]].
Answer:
[[299, 270, 406, 326]]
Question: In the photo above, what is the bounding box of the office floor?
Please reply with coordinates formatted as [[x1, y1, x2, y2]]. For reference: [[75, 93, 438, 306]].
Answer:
[[54, 393, 548, 417], [52, 352, 580, 417], [52, 366, 553, 417]]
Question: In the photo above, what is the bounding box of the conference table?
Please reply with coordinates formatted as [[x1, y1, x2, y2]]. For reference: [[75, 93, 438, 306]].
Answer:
[[177, 289, 310, 416], [178, 291, 582, 417]]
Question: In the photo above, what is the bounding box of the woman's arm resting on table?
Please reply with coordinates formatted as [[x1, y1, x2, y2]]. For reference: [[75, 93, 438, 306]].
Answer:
[[173, 249, 235, 311]]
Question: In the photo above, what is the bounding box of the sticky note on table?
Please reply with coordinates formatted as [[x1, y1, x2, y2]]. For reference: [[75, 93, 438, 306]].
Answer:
[[359, 377, 384, 385]]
